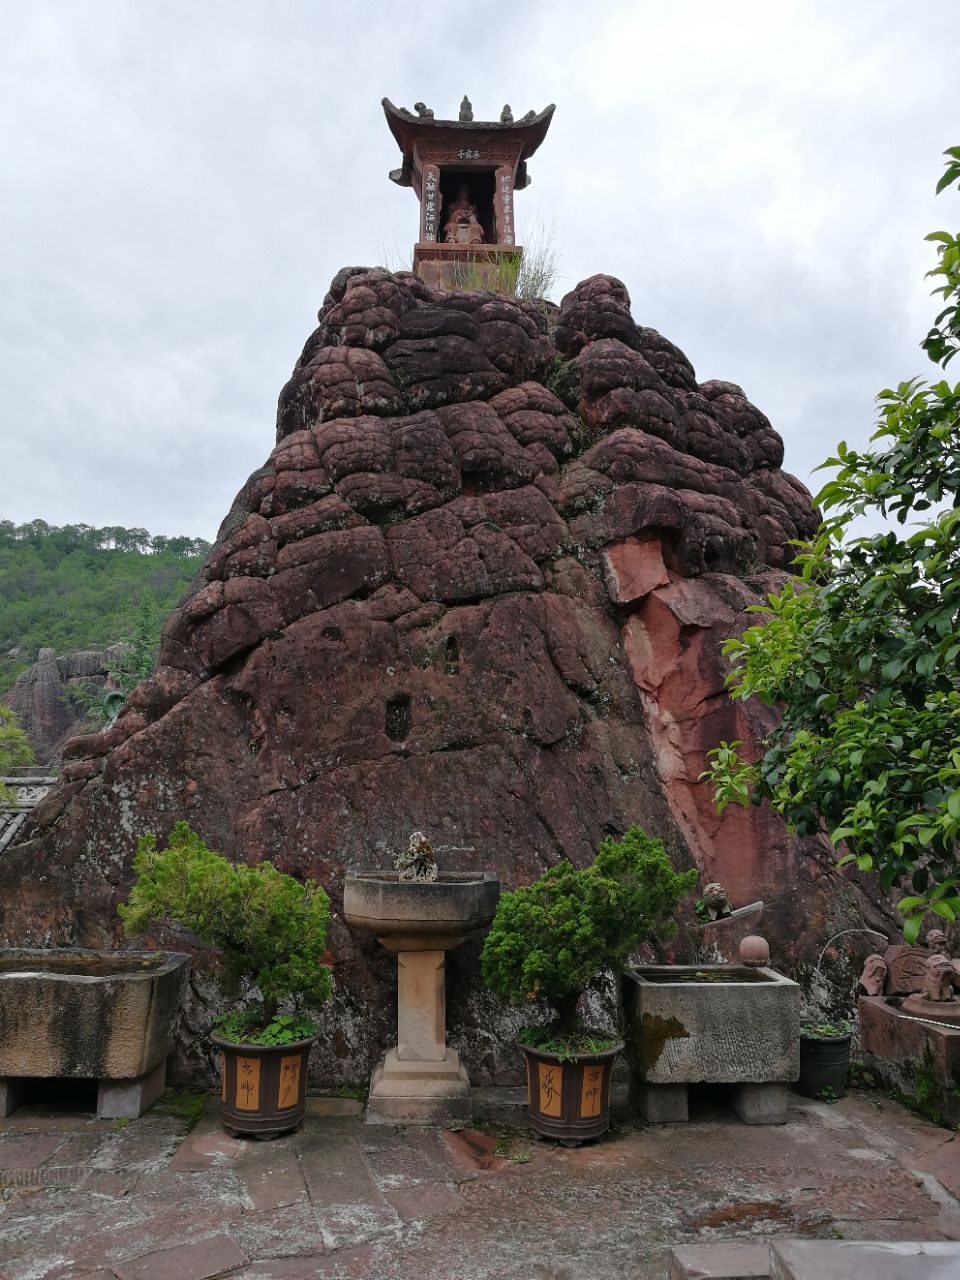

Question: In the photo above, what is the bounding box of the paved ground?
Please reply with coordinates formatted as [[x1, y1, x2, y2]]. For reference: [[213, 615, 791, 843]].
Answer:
[[0, 1086, 956, 1280]]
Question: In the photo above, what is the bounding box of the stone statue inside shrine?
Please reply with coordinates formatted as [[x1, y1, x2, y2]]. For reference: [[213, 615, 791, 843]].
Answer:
[[443, 186, 485, 245]]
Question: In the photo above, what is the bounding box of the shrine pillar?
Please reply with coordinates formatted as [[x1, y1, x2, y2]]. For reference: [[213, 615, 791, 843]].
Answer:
[[494, 165, 515, 247], [420, 164, 440, 244]]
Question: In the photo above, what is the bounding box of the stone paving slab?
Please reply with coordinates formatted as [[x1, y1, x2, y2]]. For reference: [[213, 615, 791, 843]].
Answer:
[[231, 1203, 327, 1262], [669, 1241, 770, 1278], [114, 1235, 250, 1280], [236, 1144, 310, 1213], [0, 1088, 955, 1280], [768, 1238, 960, 1280]]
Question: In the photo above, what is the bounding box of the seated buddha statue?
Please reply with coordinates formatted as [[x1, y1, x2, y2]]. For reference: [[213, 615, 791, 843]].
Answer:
[[442, 186, 484, 245]]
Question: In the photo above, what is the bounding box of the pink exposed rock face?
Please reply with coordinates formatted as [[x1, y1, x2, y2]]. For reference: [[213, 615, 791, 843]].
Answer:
[[1, 270, 877, 1084]]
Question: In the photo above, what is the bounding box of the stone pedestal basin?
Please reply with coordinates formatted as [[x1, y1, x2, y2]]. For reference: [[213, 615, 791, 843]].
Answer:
[[0, 948, 190, 1119], [344, 871, 499, 1125]]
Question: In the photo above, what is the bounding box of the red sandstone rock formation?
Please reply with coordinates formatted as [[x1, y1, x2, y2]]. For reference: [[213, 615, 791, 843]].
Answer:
[[1, 270, 879, 1083], [2, 645, 126, 763]]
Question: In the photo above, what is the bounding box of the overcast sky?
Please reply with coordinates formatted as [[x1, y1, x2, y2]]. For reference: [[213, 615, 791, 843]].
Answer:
[[1, 1, 956, 542]]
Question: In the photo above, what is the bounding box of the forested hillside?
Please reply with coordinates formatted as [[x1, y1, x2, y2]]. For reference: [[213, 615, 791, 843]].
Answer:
[[0, 520, 210, 695]]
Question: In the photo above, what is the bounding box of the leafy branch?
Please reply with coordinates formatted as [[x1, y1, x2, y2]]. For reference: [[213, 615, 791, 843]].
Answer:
[[702, 148, 960, 942]]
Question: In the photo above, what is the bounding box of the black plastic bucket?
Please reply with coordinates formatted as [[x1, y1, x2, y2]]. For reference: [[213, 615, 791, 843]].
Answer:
[[797, 1030, 852, 1099]]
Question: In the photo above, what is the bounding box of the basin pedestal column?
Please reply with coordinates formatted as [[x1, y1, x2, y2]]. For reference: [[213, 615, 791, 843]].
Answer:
[[367, 942, 471, 1126]]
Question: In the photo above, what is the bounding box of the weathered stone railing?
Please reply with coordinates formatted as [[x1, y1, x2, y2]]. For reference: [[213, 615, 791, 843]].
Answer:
[[0, 774, 58, 853]]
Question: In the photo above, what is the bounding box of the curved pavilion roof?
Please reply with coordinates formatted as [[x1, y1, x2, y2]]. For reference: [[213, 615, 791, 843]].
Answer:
[[382, 99, 555, 190]]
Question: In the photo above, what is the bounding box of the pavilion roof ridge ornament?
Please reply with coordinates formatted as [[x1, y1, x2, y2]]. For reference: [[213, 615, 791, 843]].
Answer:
[[382, 98, 555, 183]]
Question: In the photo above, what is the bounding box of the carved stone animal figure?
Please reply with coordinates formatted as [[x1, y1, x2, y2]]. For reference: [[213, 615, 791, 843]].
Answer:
[[922, 954, 956, 1003]]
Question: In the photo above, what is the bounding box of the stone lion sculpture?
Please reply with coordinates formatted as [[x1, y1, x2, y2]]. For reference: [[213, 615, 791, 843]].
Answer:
[[922, 954, 955, 1003]]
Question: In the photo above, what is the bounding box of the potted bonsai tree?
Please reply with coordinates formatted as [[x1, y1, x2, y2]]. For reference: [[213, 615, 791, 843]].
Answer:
[[481, 825, 696, 1144], [119, 821, 332, 1139]]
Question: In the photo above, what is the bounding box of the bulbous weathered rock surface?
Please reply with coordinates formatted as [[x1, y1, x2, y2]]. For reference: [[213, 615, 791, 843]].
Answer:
[[1, 270, 878, 1084]]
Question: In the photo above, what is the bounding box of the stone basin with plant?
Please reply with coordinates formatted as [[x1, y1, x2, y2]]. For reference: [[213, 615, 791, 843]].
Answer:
[[119, 820, 332, 1138], [481, 825, 696, 1144]]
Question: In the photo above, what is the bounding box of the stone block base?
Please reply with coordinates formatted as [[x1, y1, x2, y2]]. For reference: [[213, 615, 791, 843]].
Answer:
[[635, 1083, 689, 1123], [636, 1081, 789, 1125], [730, 1082, 788, 1125], [97, 1059, 167, 1120], [365, 1047, 471, 1127], [859, 996, 960, 1126], [669, 1240, 770, 1278], [0, 1078, 27, 1118], [413, 241, 522, 294], [769, 1239, 960, 1280]]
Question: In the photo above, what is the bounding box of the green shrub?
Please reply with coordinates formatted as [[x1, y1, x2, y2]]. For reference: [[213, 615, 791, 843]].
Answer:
[[481, 826, 696, 1037], [0, 705, 34, 805], [119, 821, 332, 1043], [800, 1020, 853, 1039]]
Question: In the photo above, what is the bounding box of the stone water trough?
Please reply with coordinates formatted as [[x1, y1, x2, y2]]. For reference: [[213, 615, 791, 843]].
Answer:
[[0, 948, 190, 1119], [622, 964, 800, 1123], [859, 996, 960, 1127]]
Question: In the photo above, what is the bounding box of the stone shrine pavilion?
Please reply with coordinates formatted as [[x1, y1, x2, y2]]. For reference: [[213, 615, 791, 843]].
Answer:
[[382, 96, 555, 291]]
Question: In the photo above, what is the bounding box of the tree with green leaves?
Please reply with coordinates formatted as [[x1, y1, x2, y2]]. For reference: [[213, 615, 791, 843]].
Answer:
[[113, 589, 161, 696], [0, 706, 34, 805], [702, 147, 960, 943], [0, 520, 207, 698], [65, 590, 163, 728], [481, 827, 696, 1039], [120, 821, 332, 1044]]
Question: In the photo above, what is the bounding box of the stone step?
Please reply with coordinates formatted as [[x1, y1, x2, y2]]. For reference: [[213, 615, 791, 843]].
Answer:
[[768, 1239, 960, 1280], [669, 1239, 960, 1280], [668, 1242, 770, 1279]]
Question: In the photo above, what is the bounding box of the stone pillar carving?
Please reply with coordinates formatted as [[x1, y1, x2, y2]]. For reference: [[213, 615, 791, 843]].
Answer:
[[420, 164, 440, 243], [495, 164, 515, 246]]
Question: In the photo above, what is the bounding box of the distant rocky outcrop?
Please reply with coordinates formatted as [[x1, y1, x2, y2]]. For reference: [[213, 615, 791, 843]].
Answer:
[[2, 269, 884, 1085], [2, 645, 125, 763]]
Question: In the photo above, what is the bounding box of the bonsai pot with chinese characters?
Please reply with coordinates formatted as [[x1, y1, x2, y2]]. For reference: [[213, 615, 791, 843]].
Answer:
[[481, 826, 696, 1144], [119, 822, 332, 1139]]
